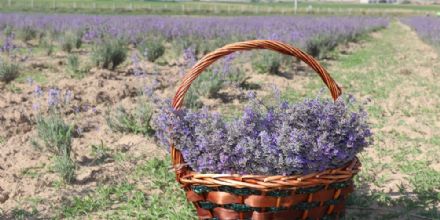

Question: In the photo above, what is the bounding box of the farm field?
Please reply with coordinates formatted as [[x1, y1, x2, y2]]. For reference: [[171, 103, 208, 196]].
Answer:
[[0, 11, 439, 220], [1, 0, 440, 15]]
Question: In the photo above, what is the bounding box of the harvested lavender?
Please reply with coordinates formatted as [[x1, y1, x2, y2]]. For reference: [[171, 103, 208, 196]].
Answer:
[[154, 94, 372, 176]]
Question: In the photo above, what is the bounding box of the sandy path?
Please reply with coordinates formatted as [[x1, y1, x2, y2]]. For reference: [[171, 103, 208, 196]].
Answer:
[[326, 21, 440, 218]]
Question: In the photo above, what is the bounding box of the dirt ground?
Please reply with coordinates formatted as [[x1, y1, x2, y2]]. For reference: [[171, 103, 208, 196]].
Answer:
[[327, 22, 440, 218], [0, 36, 317, 218], [0, 21, 439, 219]]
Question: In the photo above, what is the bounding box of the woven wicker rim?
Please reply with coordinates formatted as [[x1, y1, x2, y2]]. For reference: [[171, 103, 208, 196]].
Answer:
[[170, 40, 356, 189]]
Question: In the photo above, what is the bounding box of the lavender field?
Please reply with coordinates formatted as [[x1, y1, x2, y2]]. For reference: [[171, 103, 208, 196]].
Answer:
[[402, 16, 440, 49], [0, 12, 439, 220], [0, 14, 388, 58]]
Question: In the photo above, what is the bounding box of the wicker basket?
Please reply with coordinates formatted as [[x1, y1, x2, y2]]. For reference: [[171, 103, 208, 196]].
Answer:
[[171, 40, 361, 220]]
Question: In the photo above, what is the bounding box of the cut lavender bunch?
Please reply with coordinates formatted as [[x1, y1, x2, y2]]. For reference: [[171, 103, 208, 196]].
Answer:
[[154, 94, 372, 176]]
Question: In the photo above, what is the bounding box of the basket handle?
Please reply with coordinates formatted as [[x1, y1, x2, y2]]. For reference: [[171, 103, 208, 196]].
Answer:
[[172, 40, 341, 109]]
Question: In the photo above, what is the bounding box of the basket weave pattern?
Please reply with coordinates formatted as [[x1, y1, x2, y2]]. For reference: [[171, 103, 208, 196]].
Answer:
[[171, 40, 360, 220]]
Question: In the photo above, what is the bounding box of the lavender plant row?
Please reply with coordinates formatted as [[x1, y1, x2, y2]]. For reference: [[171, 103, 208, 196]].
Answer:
[[0, 13, 388, 53], [154, 95, 372, 176], [401, 17, 440, 48]]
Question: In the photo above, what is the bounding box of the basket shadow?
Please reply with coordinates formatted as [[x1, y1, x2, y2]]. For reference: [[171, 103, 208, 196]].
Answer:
[[345, 182, 440, 219]]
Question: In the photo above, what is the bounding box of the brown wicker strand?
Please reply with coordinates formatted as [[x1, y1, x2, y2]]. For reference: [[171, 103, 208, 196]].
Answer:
[[172, 40, 341, 110], [171, 40, 343, 180], [179, 158, 359, 189]]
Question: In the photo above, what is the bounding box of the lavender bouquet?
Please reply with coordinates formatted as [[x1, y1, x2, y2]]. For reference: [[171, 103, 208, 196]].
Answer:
[[154, 93, 372, 176]]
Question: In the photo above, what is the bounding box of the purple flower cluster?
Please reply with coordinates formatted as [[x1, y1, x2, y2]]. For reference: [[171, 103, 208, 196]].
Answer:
[[48, 88, 60, 107], [131, 53, 145, 77], [154, 95, 372, 176], [401, 17, 440, 48], [31, 85, 85, 114], [0, 13, 388, 51], [1, 35, 15, 53]]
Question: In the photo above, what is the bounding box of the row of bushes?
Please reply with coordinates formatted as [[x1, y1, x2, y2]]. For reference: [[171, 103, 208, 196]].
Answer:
[[0, 37, 286, 85], [0, 36, 167, 83], [1, 22, 380, 72]]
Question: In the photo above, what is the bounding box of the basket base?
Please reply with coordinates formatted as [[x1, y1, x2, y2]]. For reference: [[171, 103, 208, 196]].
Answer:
[[186, 180, 354, 220]]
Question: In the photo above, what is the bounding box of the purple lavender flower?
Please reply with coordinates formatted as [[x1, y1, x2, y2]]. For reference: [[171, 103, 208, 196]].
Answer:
[[34, 85, 43, 97], [1, 36, 15, 53], [153, 94, 373, 176], [183, 47, 196, 67], [131, 53, 144, 77], [74, 106, 81, 114], [82, 104, 89, 112], [246, 91, 257, 100], [143, 77, 160, 98], [0, 14, 388, 54], [32, 103, 40, 111], [402, 17, 440, 48], [48, 88, 60, 107]]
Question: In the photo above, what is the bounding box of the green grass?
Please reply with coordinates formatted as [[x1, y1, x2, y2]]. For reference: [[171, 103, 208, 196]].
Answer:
[[60, 183, 145, 218], [35, 114, 73, 156], [16, 71, 48, 85], [5, 82, 22, 93], [338, 22, 439, 218], [11, 208, 39, 220], [20, 163, 46, 179], [9, 197, 42, 220], [106, 101, 155, 136], [279, 21, 440, 219], [58, 157, 195, 219], [52, 155, 76, 183], [35, 114, 76, 183], [1, 0, 439, 15], [133, 158, 196, 219], [329, 22, 405, 102], [298, 1, 440, 11], [90, 142, 112, 165]]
